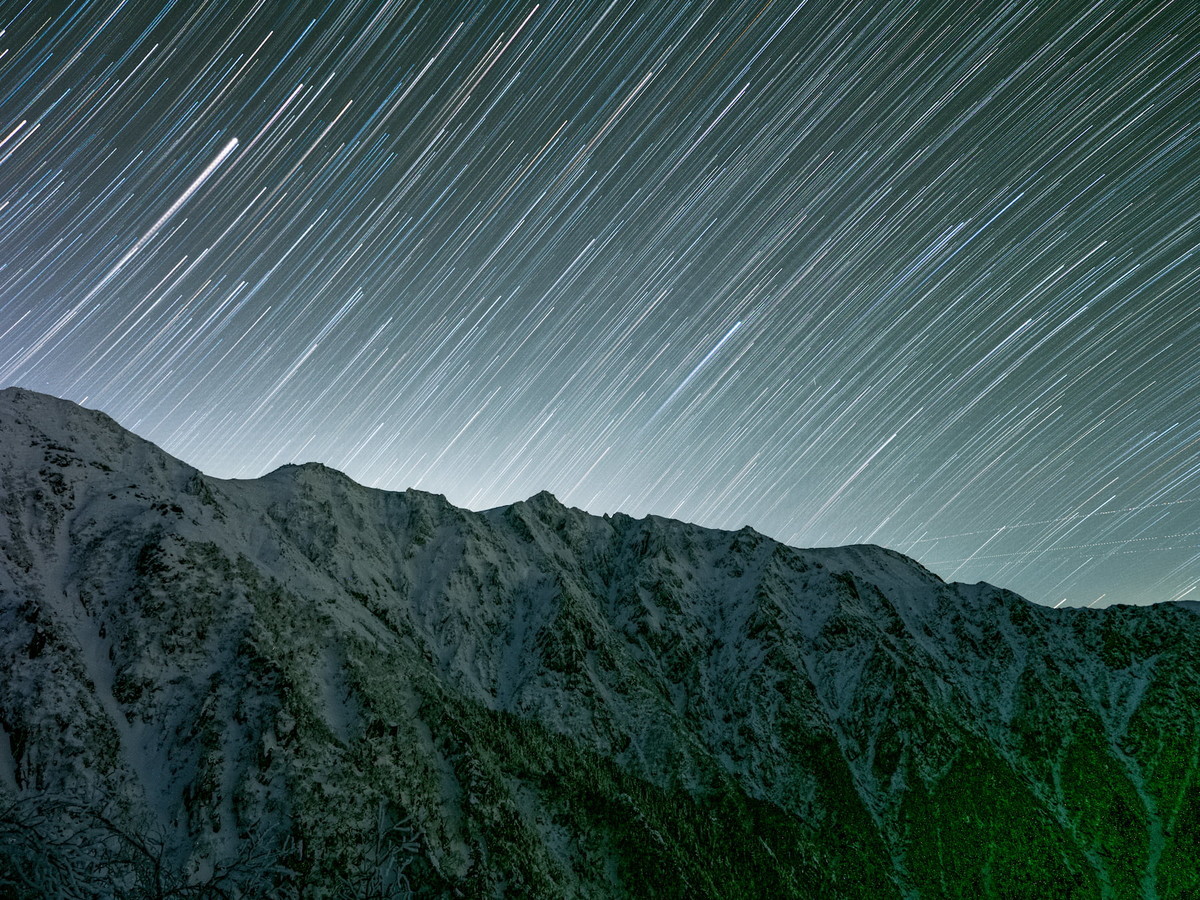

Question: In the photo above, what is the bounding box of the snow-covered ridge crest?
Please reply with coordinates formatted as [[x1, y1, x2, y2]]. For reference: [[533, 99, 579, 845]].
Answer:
[[1, 386, 1197, 898]]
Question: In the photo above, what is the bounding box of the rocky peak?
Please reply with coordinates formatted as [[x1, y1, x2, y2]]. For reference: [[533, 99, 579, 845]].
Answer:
[[1, 392, 1197, 899]]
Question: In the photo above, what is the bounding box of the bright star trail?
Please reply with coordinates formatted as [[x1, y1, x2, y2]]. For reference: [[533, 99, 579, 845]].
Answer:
[[1, 0, 1196, 607]]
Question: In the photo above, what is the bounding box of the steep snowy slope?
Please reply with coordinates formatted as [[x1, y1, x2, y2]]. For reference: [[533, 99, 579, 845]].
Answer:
[[1, 386, 1198, 898]]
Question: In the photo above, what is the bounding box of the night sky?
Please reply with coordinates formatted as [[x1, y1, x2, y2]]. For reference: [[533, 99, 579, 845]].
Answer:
[[1, 0, 1197, 608]]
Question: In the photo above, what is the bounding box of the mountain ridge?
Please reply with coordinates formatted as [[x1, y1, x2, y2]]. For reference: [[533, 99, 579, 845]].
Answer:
[[2, 386, 1199, 898]]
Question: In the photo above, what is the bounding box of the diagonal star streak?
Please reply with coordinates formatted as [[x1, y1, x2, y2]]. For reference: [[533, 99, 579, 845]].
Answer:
[[0, 0, 1195, 608]]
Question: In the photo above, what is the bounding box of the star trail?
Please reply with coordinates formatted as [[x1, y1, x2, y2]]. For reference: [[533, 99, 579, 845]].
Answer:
[[1, 0, 1197, 607]]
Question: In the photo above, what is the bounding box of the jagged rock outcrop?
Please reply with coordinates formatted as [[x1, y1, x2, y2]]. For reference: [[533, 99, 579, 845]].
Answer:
[[1, 387, 1198, 898]]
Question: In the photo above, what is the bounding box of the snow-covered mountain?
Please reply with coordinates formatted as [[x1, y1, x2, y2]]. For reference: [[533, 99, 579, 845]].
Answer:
[[1, 386, 1197, 898]]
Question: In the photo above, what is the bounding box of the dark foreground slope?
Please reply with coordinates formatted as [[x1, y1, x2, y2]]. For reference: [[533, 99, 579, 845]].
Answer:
[[1, 387, 1198, 899]]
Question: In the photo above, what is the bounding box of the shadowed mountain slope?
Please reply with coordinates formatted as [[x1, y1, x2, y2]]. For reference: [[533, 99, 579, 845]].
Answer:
[[1, 387, 1198, 898]]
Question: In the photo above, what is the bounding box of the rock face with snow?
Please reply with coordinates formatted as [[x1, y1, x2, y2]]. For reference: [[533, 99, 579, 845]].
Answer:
[[1, 386, 1198, 898]]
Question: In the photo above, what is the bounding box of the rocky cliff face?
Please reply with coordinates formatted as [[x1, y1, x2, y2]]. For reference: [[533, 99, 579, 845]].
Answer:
[[1, 386, 1198, 898]]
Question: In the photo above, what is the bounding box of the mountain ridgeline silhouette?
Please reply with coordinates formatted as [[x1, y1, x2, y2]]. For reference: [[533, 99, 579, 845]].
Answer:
[[1, 387, 1198, 898]]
